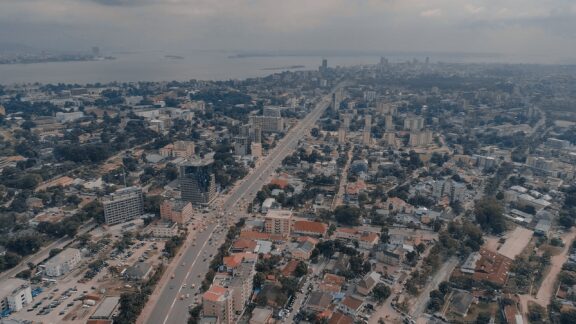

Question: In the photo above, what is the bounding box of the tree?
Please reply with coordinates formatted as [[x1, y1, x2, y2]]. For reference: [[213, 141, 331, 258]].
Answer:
[[295, 261, 308, 277], [334, 205, 363, 226], [476, 312, 491, 324], [528, 304, 546, 323], [561, 309, 576, 324], [475, 197, 506, 233], [416, 243, 426, 254], [372, 283, 391, 303], [49, 248, 62, 258], [253, 272, 265, 289]]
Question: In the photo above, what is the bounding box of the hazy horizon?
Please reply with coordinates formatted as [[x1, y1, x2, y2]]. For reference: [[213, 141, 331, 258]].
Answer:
[[1, 0, 575, 64]]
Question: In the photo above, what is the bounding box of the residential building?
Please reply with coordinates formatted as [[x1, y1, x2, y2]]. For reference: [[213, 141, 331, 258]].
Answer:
[[180, 154, 217, 205], [409, 130, 433, 147], [250, 307, 273, 324], [292, 237, 318, 260], [203, 285, 233, 324], [338, 296, 364, 318], [160, 199, 193, 224], [404, 116, 425, 131], [305, 292, 333, 313], [356, 271, 381, 296], [102, 187, 144, 225], [0, 279, 32, 312], [45, 248, 82, 277], [264, 210, 292, 236]]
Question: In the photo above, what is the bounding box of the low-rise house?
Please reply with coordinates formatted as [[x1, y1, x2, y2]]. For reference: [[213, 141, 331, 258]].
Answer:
[[124, 262, 153, 281], [334, 228, 379, 250], [249, 307, 273, 324], [356, 271, 381, 296], [328, 311, 354, 324], [291, 237, 318, 260], [338, 296, 364, 318], [305, 292, 333, 313]]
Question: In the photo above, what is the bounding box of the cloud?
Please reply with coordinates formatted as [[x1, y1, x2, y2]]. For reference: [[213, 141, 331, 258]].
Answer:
[[420, 8, 442, 17]]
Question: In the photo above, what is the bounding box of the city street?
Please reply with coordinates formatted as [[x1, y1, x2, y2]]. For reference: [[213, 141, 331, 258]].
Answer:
[[141, 87, 339, 324]]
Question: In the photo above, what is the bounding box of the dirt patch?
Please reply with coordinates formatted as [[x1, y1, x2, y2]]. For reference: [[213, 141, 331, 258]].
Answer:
[[497, 227, 534, 260]]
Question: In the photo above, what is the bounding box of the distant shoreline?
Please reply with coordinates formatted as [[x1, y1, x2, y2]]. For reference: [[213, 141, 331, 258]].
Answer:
[[261, 65, 305, 71], [0, 56, 115, 65]]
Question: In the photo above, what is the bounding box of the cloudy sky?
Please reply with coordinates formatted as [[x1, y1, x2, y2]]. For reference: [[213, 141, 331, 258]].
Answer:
[[1, 0, 575, 61]]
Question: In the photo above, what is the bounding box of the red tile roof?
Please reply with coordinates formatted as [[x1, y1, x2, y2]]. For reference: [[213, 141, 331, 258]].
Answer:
[[293, 221, 328, 235], [341, 296, 363, 311], [203, 285, 227, 302], [329, 312, 354, 324]]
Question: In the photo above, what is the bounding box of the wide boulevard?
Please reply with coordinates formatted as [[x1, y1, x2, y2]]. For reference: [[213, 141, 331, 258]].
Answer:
[[145, 86, 340, 324]]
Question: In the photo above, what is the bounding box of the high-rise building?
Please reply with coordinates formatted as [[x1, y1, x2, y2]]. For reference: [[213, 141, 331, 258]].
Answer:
[[91, 46, 100, 57], [0, 279, 32, 312], [319, 58, 328, 73], [180, 154, 217, 205], [362, 131, 371, 146], [251, 143, 262, 158], [102, 187, 144, 225], [332, 88, 344, 111], [338, 127, 347, 144], [249, 115, 284, 133], [362, 114, 372, 145], [342, 113, 351, 130], [160, 199, 193, 224], [385, 114, 394, 131], [404, 116, 425, 131], [234, 137, 250, 156], [377, 102, 396, 116], [409, 130, 433, 147], [383, 132, 396, 147], [264, 210, 292, 236], [263, 107, 282, 118]]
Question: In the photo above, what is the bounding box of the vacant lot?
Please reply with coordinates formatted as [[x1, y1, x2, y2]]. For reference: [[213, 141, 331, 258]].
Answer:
[[493, 227, 534, 260]]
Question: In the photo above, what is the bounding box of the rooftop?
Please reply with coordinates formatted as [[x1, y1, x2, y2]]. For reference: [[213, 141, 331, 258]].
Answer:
[[0, 278, 28, 297]]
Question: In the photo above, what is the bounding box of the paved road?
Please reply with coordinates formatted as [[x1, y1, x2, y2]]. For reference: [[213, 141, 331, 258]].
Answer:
[[410, 257, 458, 319], [145, 87, 340, 324]]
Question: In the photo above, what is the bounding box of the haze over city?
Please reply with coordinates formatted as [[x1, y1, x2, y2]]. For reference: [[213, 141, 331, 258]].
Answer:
[[1, 0, 576, 63]]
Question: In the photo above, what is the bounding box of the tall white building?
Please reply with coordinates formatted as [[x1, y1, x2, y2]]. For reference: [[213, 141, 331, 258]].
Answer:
[[45, 248, 82, 277], [102, 187, 144, 225], [0, 278, 32, 312]]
